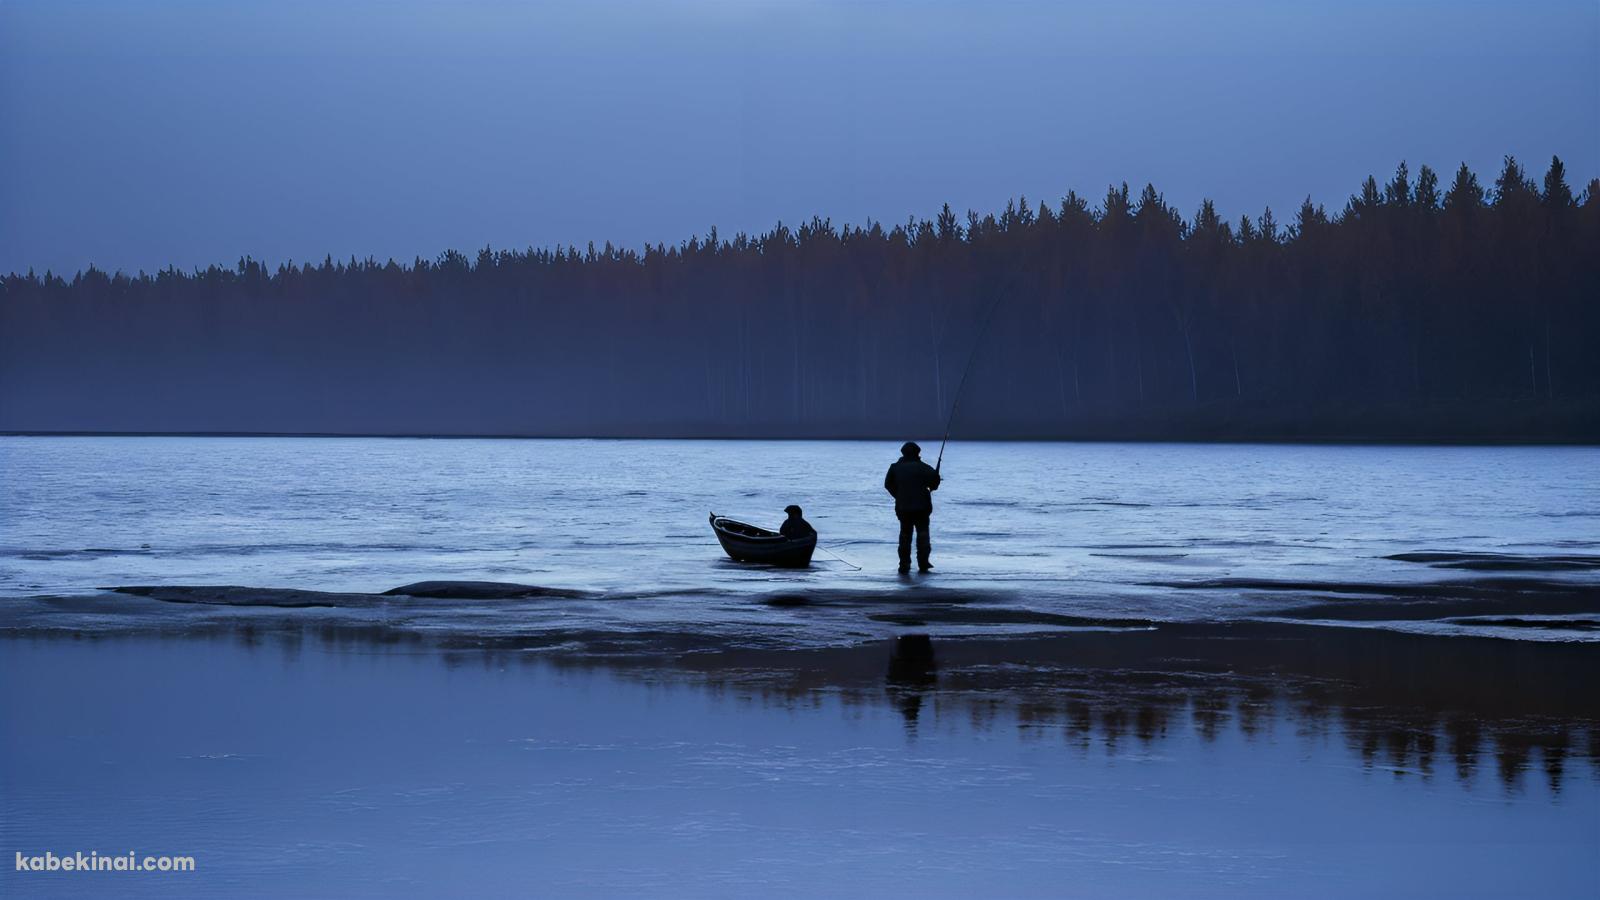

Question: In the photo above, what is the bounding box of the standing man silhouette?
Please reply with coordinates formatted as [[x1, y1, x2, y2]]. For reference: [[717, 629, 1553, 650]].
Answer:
[[884, 441, 941, 573]]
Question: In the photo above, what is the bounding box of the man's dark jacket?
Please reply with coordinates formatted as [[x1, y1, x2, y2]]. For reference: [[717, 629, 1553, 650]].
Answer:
[[884, 456, 941, 516]]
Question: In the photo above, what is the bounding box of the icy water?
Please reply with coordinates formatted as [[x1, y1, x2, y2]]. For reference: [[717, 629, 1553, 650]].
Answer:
[[2, 437, 1598, 644], [2, 437, 1598, 896]]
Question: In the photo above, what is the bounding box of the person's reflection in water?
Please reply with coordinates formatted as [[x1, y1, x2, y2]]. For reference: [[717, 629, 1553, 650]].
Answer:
[[886, 634, 938, 734]]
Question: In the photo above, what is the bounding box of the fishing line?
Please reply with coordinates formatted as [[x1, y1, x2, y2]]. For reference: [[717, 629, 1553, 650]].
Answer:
[[816, 545, 863, 571]]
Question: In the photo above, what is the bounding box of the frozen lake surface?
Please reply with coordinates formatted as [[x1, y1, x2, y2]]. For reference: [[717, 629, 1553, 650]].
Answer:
[[2, 437, 1597, 896], [2, 437, 1597, 645]]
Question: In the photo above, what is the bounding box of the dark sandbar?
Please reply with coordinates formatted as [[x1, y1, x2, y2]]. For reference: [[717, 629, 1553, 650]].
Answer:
[[382, 581, 588, 600], [107, 580, 589, 607], [1387, 551, 1600, 572], [109, 585, 387, 608]]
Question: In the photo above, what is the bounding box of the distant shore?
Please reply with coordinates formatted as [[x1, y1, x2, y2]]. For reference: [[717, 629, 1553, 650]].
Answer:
[[4, 428, 1598, 446]]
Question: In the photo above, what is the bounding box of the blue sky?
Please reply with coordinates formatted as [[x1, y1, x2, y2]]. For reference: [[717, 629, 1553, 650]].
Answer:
[[2, 0, 1596, 275]]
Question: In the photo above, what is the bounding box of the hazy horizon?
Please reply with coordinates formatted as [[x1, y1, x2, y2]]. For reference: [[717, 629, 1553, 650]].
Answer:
[[3, 0, 1596, 276]]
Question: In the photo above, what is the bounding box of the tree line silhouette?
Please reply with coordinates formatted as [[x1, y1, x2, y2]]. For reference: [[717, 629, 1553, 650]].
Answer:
[[2, 155, 1595, 438]]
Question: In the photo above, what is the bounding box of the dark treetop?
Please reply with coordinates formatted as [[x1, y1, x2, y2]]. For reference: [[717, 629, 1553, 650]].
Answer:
[[3, 156, 1596, 441]]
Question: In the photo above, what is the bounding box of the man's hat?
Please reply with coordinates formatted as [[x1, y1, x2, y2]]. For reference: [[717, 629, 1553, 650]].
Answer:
[[901, 441, 921, 457], [784, 504, 802, 515]]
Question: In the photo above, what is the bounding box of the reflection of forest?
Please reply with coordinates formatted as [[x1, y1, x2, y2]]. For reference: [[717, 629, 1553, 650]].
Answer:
[[608, 624, 1596, 795], [148, 619, 1600, 795], [869, 628, 1596, 795]]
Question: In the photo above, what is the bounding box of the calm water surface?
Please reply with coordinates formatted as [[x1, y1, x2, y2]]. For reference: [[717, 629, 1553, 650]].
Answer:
[[3, 438, 1597, 896], [1, 635, 1596, 899], [3, 437, 1597, 628]]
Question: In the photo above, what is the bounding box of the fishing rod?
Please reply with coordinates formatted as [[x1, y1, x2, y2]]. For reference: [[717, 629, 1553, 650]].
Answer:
[[935, 288, 1009, 472]]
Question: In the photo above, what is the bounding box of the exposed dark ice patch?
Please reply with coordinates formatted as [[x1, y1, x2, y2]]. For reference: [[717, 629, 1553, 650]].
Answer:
[[1386, 551, 1600, 572], [109, 585, 385, 608], [868, 608, 1155, 629], [105, 581, 591, 607], [1446, 617, 1600, 632], [16, 547, 138, 560], [1157, 576, 1595, 599], [1079, 500, 1153, 508], [383, 581, 589, 600], [1159, 575, 1600, 623]]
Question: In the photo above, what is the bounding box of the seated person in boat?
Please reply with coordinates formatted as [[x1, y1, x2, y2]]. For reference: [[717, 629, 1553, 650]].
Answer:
[[780, 505, 816, 539]]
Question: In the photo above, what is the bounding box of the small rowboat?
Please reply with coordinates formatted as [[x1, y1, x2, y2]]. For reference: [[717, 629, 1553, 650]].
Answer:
[[709, 512, 817, 568]]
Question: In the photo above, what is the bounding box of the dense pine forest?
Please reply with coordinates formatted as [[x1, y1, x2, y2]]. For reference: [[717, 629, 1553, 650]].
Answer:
[[2, 156, 1597, 440]]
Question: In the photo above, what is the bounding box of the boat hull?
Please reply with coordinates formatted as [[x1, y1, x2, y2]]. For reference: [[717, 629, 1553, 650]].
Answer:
[[709, 513, 816, 568]]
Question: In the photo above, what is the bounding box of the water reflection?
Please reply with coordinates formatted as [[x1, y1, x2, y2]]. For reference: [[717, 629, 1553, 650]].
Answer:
[[539, 622, 1596, 796], [885, 634, 937, 733], [29, 620, 1599, 796]]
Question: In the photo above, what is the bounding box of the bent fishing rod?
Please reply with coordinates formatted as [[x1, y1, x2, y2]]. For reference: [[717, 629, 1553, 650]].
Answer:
[[935, 288, 1009, 473]]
